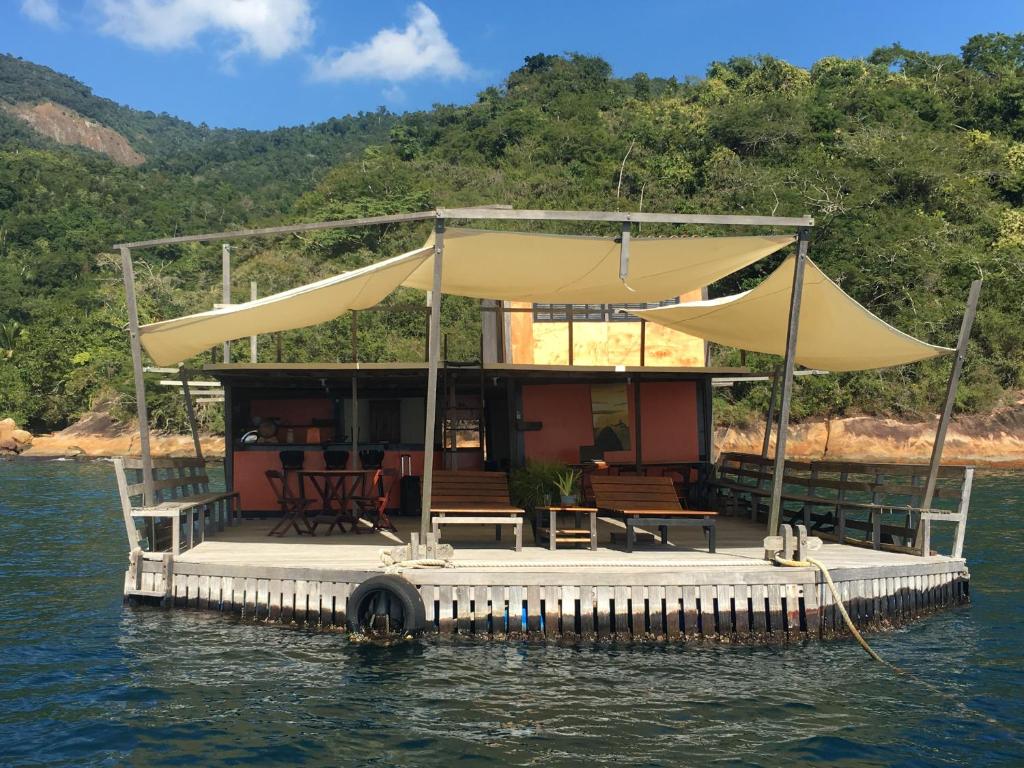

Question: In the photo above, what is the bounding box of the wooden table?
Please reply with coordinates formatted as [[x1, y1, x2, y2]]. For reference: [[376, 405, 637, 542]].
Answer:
[[536, 506, 598, 551], [298, 469, 375, 534]]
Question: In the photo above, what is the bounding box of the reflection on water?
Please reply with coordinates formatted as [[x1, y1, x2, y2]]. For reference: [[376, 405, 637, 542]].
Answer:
[[0, 460, 1022, 766]]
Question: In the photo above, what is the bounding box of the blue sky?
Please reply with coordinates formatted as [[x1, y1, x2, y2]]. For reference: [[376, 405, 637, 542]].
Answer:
[[2, 1, 1022, 130]]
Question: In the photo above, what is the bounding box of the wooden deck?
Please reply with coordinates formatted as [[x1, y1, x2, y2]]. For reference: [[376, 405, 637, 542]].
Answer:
[[127, 514, 970, 640]]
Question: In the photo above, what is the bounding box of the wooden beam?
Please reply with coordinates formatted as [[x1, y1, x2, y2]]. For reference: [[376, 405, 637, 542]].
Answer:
[[917, 280, 982, 550], [420, 218, 445, 540], [767, 230, 810, 534], [351, 373, 359, 468], [179, 368, 204, 461], [113, 210, 437, 249], [761, 366, 781, 459], [438, 207, 813, 228], [119, 245, 155, 506]]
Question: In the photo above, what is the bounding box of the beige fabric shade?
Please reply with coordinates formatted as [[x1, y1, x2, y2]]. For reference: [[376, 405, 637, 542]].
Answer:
[[139, 246, 433, 366], [401, 228, 796, 303], [630, 255, 952, 371]]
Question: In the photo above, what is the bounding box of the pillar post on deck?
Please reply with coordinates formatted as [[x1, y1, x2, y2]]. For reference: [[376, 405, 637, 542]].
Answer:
[[420, 217, 445, 541], [766, 229, 810, 534], [916, 279, 982, 551], [221, 243, 232, 364], [351, 372, 359, 468], [249, 281, 258, 362], [119, 245, 156, 506]]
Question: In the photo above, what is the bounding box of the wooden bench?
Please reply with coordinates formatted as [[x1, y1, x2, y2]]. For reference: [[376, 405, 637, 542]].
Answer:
[[590, 475, 717, 553], [709, 452, 973, 557], [430, 470, 525, 552], [113, 457, 240, 556]]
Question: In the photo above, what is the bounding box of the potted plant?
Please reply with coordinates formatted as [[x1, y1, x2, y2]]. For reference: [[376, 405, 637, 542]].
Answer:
[[554, 468, 581, 507]]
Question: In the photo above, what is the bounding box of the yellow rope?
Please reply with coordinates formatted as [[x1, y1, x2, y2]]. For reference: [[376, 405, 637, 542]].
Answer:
[[774, 555, 884, 663], [775, 554, 1019, 739]]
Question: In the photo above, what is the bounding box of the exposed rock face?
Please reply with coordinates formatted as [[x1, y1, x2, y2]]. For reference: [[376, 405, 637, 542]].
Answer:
[[1, 100, 145, 166], [0, 418, 33, 455], [23, 406, 223, 458], [717, 404, 1024, 468]]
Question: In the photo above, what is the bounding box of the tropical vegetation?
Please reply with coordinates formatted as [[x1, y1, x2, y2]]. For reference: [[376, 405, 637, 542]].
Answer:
[[2, 34, 1024, 433]]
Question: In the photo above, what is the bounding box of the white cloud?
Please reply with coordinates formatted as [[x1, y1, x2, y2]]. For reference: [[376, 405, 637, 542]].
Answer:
[[96, 0, 314, 60], [21, 0, 60, 27], [311, 3, 468, 82]]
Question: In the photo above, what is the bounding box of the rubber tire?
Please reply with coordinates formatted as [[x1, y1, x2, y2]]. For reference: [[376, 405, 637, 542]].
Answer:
[[347, 574, 427, 636]]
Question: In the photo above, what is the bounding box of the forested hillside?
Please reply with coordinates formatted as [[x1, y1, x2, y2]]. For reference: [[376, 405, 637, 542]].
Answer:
[[1, 34, 1023, 434]]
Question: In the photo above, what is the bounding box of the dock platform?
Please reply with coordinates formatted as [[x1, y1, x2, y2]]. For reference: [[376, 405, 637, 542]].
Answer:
[[126, 515, 969, 640]]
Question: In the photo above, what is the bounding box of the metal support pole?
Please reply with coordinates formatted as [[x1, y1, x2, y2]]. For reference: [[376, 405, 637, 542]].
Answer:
[[221, 243, 231, 364], [179, 368, 204, 461], [119, 245, 155, 506], [761, 366, 781, 458], [249, 281, 258, 363], [351, 373, 359, 468], [916, 280, 982, 549], [420, 218, 445, 540], [351, 311, 358, 363], [767, 229, 810, 534]]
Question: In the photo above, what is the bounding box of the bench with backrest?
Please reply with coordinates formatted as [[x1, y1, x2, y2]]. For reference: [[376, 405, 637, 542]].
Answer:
[[709, 451, 973, 557], [113, 457, 240, 556], [590, 475, 717, 553], [430, 470, 525, 551]]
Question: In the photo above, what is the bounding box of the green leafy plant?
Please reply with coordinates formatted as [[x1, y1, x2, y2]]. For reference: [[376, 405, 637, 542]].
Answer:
[[509, 460, 567, 511], [553, 468, 581, 499]]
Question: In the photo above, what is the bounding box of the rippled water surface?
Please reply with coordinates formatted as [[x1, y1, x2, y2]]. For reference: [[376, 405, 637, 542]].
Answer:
[[1, 460, 1022, 767]]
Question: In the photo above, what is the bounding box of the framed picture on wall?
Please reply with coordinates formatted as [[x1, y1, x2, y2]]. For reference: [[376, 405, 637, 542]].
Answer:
[[591, 383, 630, 451]]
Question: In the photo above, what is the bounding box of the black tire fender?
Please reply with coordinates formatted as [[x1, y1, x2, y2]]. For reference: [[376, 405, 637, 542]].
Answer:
[[347, 574, 427, 636]]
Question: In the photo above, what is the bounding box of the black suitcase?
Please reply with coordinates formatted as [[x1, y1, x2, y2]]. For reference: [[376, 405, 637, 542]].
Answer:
[[399, 475, 421, 516]]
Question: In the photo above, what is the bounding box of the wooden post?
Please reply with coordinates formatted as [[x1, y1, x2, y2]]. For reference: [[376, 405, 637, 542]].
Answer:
[[633, 378, 643, 472], [916, 280, 982, 550], [350, 311, 359, 363], [351, 373, 359, 468], [567, 307, 574, 366], [761, 366, 781, 458], [221, 244, 231, 364], [420, 218, 445, 540], [119, 245, 155, 506], [249, 281, 258, 363], [179, 368, 204, 461], [767, 229, 810, 535]]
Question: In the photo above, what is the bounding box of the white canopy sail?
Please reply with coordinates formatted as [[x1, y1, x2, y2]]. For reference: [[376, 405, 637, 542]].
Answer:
[[139, 246, 433, 366], [630, 255, 952, 371], [137, 228, 796, 365], [401, 228, 795, 303]]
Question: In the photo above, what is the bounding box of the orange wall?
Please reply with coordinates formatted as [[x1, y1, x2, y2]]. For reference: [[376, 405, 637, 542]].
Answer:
[[233, 449, 483, 512], [520, 381, 699, 465]]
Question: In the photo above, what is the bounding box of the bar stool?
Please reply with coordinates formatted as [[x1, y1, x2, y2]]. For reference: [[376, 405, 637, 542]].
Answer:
[[266, 469, 314, 536], [323, 448, 350, 470]]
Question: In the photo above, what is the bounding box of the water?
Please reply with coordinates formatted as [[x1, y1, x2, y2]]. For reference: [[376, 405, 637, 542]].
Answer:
[[0, 460, 1021, 767]]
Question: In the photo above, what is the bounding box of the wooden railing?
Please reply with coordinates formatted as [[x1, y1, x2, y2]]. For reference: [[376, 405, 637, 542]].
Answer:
[[709, 452, 972, 558], [113, 457, 239, 557]]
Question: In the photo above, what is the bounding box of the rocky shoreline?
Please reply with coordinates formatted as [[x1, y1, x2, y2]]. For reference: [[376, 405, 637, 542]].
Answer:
[[12, 403, 1024, 467]]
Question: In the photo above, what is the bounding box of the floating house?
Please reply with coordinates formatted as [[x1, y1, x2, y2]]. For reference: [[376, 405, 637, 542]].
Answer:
[[113, 207, 979, 640]]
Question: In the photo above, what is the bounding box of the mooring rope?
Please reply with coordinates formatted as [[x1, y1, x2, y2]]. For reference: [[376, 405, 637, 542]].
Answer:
[[774, 556, 882, 662], [774, 555, 1019, 740]]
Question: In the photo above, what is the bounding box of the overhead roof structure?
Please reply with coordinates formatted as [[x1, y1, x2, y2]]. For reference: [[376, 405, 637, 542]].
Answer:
[[630, 254, 953, 371], [138, 228, 795, 366]]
